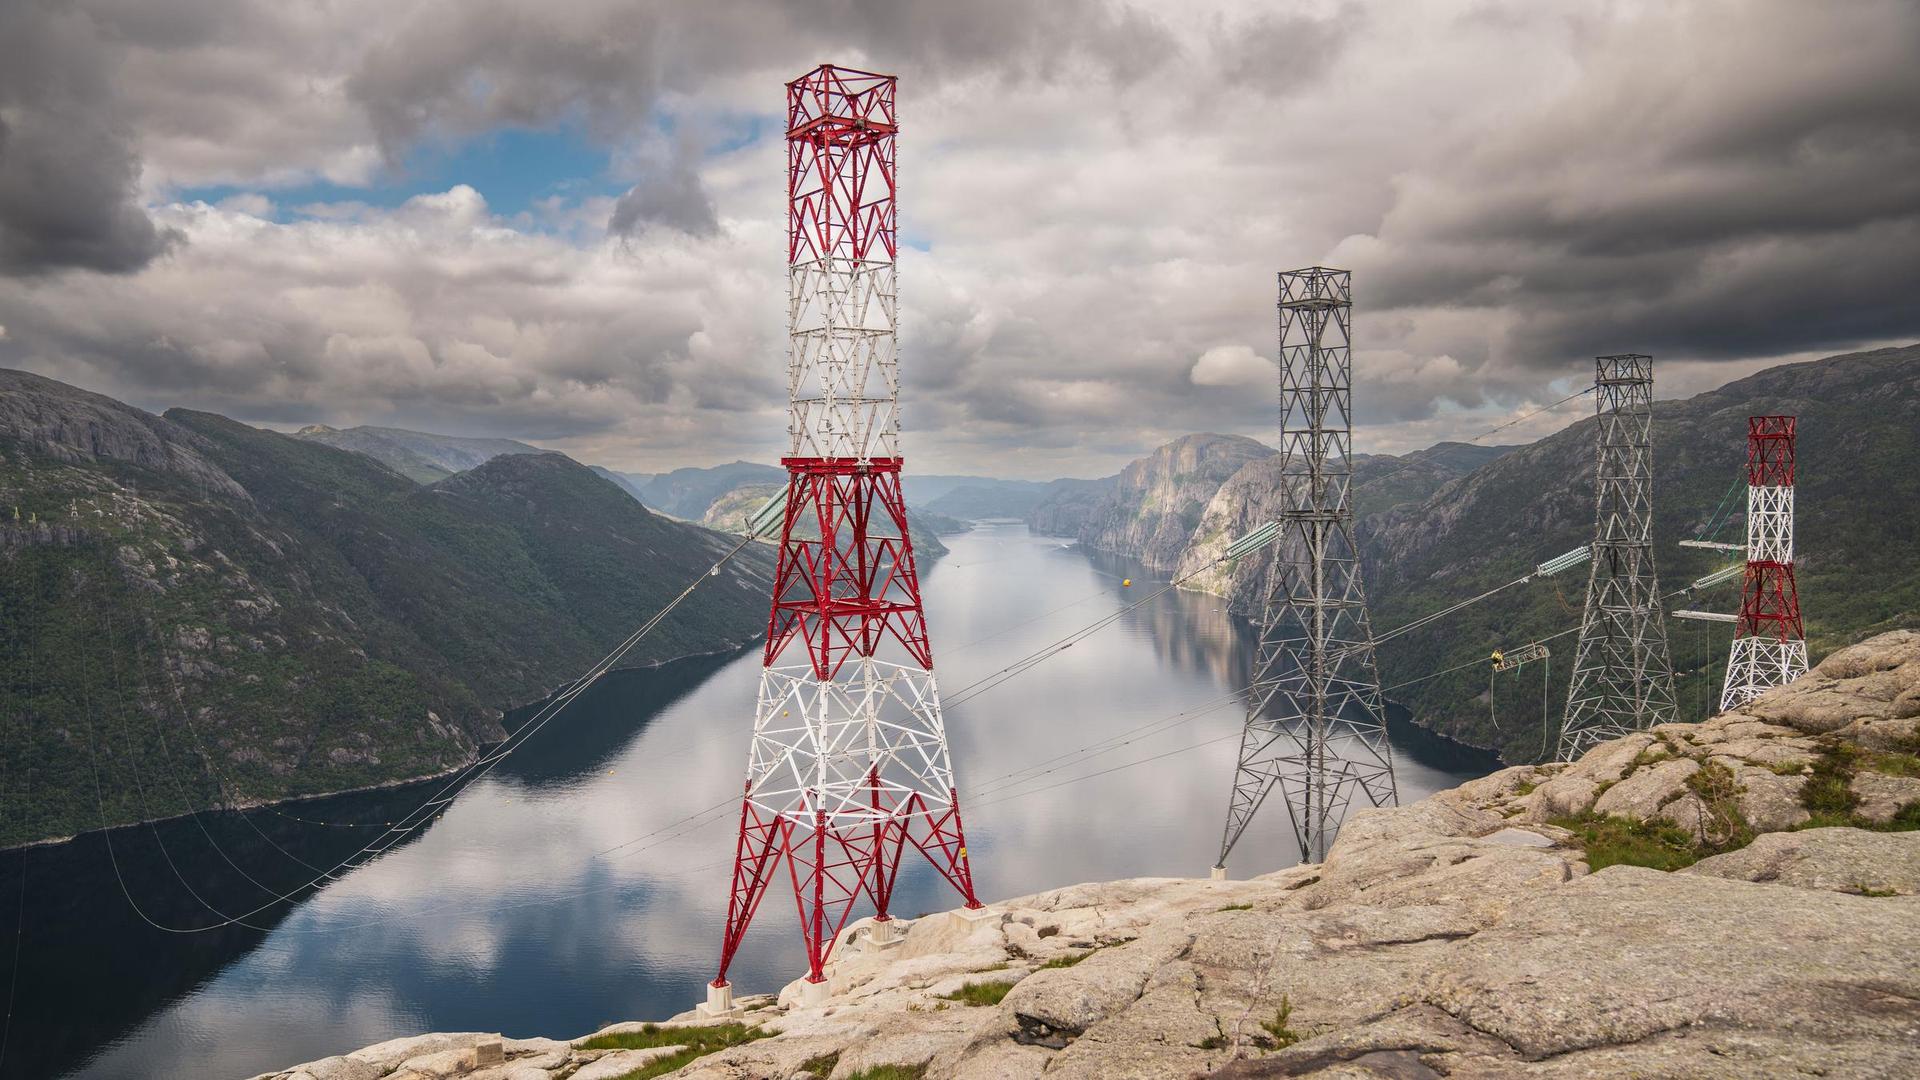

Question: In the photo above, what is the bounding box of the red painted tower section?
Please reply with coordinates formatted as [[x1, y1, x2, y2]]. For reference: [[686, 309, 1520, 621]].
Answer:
[[709, 65, 980, 1002], [1736, 417, 1801, 641], [1721, 416, 1806, 709]]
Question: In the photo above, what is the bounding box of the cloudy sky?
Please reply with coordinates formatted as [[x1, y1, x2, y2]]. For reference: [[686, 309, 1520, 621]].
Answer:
[[0, 0, 1915, 478]]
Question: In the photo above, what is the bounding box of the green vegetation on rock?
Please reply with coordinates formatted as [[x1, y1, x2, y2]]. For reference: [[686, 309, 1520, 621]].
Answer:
[[939, 978, 1018, 1006], [578, 1022, 771, 1079]]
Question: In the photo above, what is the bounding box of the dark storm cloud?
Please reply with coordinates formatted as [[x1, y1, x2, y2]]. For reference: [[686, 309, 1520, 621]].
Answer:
[[0, 1, 176, 275], [1349, 0, 1920, 377], [345, 0, 1172, 152], [609, 146, 720, 239], [0, 0, 1914, 475], [1208, 5, 1357, 98], [345, 0, 1176, 243]]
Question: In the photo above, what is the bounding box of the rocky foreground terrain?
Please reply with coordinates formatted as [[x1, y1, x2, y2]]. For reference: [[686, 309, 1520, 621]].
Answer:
[[261, 631, 1920, 1080]]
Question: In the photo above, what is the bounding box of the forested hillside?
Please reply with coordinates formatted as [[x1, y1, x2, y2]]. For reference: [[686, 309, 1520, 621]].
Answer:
[[0, 371, 773, 847], [1366, 345, 1920, 760]]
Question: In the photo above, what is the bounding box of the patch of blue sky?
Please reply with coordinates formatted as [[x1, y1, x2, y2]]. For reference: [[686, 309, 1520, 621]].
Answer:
[[175, 128, 626, 220]]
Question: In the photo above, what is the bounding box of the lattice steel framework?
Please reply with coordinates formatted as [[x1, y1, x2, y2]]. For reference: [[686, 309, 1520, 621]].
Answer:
[[1721, 416, 1806, 709], [1215, 267, 1397, 870], [1559, 355, 1678, 760], [711, 65, 979, 996]]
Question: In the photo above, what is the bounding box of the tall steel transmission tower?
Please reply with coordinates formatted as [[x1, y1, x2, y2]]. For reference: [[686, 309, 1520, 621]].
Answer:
[[706, 65, 979, 1013], [1721, 416, 1806, 708], [1558, 355, 1678, 760], [1214, 267, 1397, 873]]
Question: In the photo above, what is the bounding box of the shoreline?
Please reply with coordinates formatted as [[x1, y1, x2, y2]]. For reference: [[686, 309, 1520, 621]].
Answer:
[[2, 641, 762, 854]]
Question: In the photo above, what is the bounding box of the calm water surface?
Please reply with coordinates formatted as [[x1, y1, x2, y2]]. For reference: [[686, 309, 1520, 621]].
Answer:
[[3, 522, 1495, 1080]]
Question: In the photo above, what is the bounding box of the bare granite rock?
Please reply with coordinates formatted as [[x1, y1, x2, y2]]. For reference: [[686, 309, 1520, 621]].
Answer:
[[1591, 755, 1697, 820], [1746, 629, 1920, 733], [1682, 828, 1920, 895], [1727, 762, 1810, 831], [1853, 771, 1920, 824]]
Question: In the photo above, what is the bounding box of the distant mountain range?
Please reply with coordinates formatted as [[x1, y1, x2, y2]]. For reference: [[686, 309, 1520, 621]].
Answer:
[[902, 476, 1052, 520], [0, 371, 774, 848], [285, 432, 992, 549], [1030, 344, 1920, 762], [292, 424, 546, 484]]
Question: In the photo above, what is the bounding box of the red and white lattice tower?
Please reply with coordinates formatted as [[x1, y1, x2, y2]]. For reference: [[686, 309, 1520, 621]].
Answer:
[[707, 64, 980, 1010], [1720, 416, 1807, 709]]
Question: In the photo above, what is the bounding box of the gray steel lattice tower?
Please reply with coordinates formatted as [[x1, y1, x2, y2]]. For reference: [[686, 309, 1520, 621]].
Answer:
[[1214, 267, 1397, 871], [1558, 355, 1678, 760]]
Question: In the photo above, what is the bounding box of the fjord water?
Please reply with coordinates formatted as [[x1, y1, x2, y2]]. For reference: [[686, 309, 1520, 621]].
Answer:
[[8, 522, 1496, 1080]]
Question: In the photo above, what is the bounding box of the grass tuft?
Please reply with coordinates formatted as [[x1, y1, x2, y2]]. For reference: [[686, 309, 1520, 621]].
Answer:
[[798, 1051, 840, 1078], [1791, 740, 1920, 833], [1551, 813, 1705, 871], [843, 1066, 928, 1080], [1863, 749, 1920, 777], [939, 979, 1018, 1007], [1039, 951, 1091, 970], [1686, 759, 1755, 849], [1801, 742, 1863, 818], [1258, 995, 1303, 1050], [578, 1022, 770, 1080]]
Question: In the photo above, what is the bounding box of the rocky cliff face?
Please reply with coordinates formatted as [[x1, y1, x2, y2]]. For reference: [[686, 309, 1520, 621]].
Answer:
[[1060, 433, 1275, 572], [639, 461, 787, 520], [1024, 476, 1116, 538], [259, 631, 1920, 1080], [1078, 438, 1513, 614], [0, 368, 249, 500]]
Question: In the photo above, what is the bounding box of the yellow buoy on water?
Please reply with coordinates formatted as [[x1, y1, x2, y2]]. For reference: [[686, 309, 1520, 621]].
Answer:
[[1122, 578, 1133, 587]]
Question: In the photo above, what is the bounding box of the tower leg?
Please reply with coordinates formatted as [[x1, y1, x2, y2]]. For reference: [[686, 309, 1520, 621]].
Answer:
[[1218, 719, 1287, 868], [715, 799, 785, 988], [901, 789, 981, 907], [786, 810, 894, 982]]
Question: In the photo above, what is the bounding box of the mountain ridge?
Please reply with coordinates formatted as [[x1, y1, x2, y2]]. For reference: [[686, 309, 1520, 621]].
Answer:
[[0, 371, 774, 848]]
